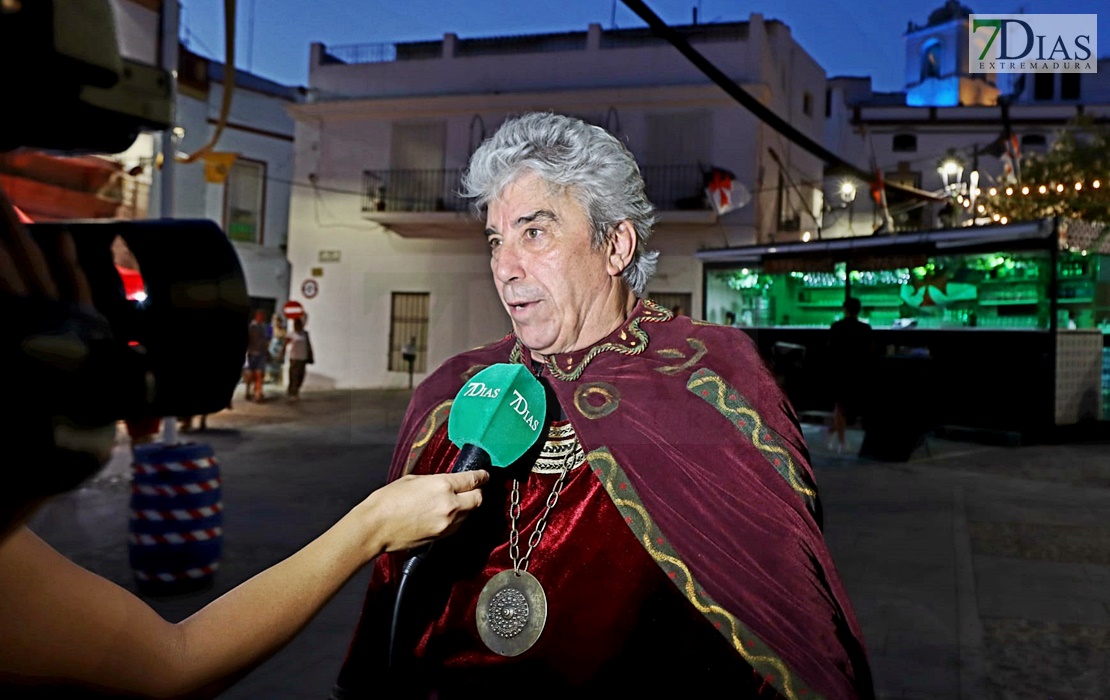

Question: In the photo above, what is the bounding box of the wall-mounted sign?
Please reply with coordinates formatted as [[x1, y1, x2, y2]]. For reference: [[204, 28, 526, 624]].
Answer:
[[318, 250, 341, 263], [301, 279, 319, 298]]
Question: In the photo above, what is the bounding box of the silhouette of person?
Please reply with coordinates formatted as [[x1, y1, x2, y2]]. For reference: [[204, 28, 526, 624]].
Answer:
[[245, 310, 270, 401], [827, 297, 874, 452]]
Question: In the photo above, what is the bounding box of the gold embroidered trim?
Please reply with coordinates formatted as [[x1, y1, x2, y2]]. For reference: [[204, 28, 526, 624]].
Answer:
[[573, 382, 621, 420], [654, 338, 708, 377], [533, 422, 586, 473], [508, 298, 673, 381], [588, 447, 816, 700], [403, 400, 452, 476]]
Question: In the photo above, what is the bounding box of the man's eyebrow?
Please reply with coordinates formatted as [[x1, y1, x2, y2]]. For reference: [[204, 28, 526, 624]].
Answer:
[[484, 210, 559, 238], [515, 209, 558, 227]]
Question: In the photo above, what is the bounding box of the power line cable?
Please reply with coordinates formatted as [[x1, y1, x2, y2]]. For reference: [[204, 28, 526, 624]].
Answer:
[[620, 0, 868, 180]]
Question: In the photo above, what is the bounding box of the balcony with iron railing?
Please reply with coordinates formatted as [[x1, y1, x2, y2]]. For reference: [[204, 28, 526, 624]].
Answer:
[[361, 164, 714, 218]]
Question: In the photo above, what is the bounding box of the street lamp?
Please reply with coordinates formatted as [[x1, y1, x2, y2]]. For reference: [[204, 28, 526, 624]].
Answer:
[[937, 157, 965, 196], [936, 154, 968, 228], [837, 179, 858, 233], [839, 180, 857, 203]]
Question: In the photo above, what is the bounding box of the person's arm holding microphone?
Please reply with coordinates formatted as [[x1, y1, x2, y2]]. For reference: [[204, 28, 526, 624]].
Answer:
[[0, 186, 489, 698]]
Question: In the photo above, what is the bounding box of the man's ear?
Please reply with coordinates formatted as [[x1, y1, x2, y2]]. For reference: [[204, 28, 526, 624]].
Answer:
[[605, 221, 637, 278]]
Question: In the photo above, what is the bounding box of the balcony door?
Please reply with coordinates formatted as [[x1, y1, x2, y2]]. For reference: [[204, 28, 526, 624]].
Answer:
[[645, 111, 710, 210], [389, 122, 446, 212]]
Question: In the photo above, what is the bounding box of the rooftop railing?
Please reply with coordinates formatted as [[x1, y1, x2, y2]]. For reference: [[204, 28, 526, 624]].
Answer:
[[361, 164, 711, 215], [321, 43, 398, 65], [320, 22, 749, 66]]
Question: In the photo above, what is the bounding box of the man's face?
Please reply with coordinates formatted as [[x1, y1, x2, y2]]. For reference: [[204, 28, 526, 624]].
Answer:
[[485, 172, 622, 357]]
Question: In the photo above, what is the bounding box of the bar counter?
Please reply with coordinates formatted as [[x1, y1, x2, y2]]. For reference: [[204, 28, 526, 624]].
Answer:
[[739, 326, 1104, 437]]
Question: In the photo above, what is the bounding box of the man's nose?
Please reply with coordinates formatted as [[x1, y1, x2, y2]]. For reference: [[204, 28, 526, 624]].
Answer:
[[493, 242, 524, 284]]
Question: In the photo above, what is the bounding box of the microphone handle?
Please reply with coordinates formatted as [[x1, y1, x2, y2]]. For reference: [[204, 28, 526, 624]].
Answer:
[[401, 443, 491, 567], [451, 442, 492, 473], [391, 443, 492, 667]]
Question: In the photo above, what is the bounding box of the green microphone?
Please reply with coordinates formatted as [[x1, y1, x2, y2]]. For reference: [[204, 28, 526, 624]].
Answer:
[[446, 363, 548, 472]]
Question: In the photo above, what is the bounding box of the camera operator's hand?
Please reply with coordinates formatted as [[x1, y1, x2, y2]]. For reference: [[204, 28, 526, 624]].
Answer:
[[1, 186, 121, 511], [0, 187, 92, 306]]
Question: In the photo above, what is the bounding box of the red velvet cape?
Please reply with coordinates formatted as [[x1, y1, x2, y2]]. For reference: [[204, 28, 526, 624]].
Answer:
[[362, 299, 872, 699]]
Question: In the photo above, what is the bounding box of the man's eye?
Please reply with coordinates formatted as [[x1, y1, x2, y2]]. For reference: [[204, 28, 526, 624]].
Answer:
[[488, 238, 501, 250], [525, 228, 541, 239]]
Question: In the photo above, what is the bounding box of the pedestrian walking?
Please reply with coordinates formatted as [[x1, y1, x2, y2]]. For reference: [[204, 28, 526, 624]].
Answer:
[[245, 310, 270, 402], [826, 297, 874, 453], [285, 317, 314, 401]]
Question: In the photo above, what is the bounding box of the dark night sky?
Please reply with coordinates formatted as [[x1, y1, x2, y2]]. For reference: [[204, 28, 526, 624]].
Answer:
[[180, 0, 1107, 91]]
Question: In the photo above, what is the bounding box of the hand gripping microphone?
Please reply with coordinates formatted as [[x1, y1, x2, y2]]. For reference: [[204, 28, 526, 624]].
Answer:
[[390, 363, 547, 667], [445, 363, 548, 473]]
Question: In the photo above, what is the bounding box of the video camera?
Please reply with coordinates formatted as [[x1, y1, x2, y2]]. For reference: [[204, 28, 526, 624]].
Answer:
[[1, 1, 249, 500]]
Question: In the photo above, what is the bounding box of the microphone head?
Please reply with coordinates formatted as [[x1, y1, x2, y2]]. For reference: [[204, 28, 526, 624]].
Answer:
[[447, 364, 547, 467]]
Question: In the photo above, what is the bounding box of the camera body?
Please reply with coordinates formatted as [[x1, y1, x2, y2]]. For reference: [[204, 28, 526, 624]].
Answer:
[[2, 2, 250, 503], [0, 0, 174, 153], [25, 220, 251, 419]]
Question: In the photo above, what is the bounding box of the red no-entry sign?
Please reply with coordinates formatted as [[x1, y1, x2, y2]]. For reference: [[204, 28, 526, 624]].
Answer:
[[282, 300, 305, 320]]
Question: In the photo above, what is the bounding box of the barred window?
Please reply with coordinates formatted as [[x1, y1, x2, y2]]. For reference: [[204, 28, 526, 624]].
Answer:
[[1033, 73, 1054, 101], [892, 134, 917, 152], [389, 292, 429, 372], [224, 159, 266, 244], [1061, 73, 1080, 101]]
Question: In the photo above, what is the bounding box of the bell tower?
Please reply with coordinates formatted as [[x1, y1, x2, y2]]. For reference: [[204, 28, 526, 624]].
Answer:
[[904, 0, 999, 106]]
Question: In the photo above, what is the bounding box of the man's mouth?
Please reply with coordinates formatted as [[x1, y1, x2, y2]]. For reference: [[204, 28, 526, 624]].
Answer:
[[508, 300, 539, 314]]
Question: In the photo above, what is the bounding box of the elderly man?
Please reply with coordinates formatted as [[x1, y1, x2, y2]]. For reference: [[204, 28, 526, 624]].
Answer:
[[334, 113, 872, 698]]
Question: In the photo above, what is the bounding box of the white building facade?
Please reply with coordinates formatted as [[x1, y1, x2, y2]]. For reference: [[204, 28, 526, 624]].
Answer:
[[108, 0, 300, 314], [817, 2, 1110, 240], [160, 53, 300, 311], [287, 16, 831, 388]]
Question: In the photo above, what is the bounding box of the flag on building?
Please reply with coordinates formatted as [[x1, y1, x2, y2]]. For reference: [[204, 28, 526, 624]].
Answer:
[[864, 126, 894, 232], [1001, 132, 1021, 183], [870, 166, 885, 205], [704, 166, 749, 216], [981, 131, 1021, 183], [202, 151, 240, 184]]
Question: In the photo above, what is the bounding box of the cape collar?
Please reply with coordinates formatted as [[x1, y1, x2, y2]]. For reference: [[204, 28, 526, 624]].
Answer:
[[509, 297, 673, 381]]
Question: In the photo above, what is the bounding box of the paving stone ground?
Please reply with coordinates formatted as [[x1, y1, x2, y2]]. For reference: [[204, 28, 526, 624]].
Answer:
[[27, 387, 1110, 698]]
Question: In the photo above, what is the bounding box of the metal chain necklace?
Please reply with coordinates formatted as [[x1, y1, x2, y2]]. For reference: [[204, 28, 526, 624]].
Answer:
[[475, 439, 576, 657]]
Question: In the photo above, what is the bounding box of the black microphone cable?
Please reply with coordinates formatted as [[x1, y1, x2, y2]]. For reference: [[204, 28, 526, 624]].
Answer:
[[387, 552, 425, 670], [387, 444, 491, 669]]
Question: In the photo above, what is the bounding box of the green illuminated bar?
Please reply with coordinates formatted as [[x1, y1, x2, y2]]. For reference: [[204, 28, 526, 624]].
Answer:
[[707, 250, 1107, 331], [699, 219, 1110, 437]]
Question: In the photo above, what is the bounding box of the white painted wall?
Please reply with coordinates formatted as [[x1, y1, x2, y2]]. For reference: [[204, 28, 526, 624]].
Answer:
[[151, 73, 297, 304], [289, 15, 831, 388]]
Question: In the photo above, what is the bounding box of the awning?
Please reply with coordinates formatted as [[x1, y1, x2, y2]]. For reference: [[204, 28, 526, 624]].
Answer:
[[696, 219, 1055, 264]]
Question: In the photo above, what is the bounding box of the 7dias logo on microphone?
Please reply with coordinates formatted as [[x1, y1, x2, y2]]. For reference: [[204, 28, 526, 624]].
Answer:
[[462, 381, 501, 399], [969, 15, 1097, 74], [508, 390, 540, 431]]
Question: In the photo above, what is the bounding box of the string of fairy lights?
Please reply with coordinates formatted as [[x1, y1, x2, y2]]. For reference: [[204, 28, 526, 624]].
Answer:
[[950, 176, 1107, 226]]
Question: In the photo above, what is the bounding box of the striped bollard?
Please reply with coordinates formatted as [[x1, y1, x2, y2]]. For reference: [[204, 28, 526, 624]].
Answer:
[[129, 442, 224, 594]]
